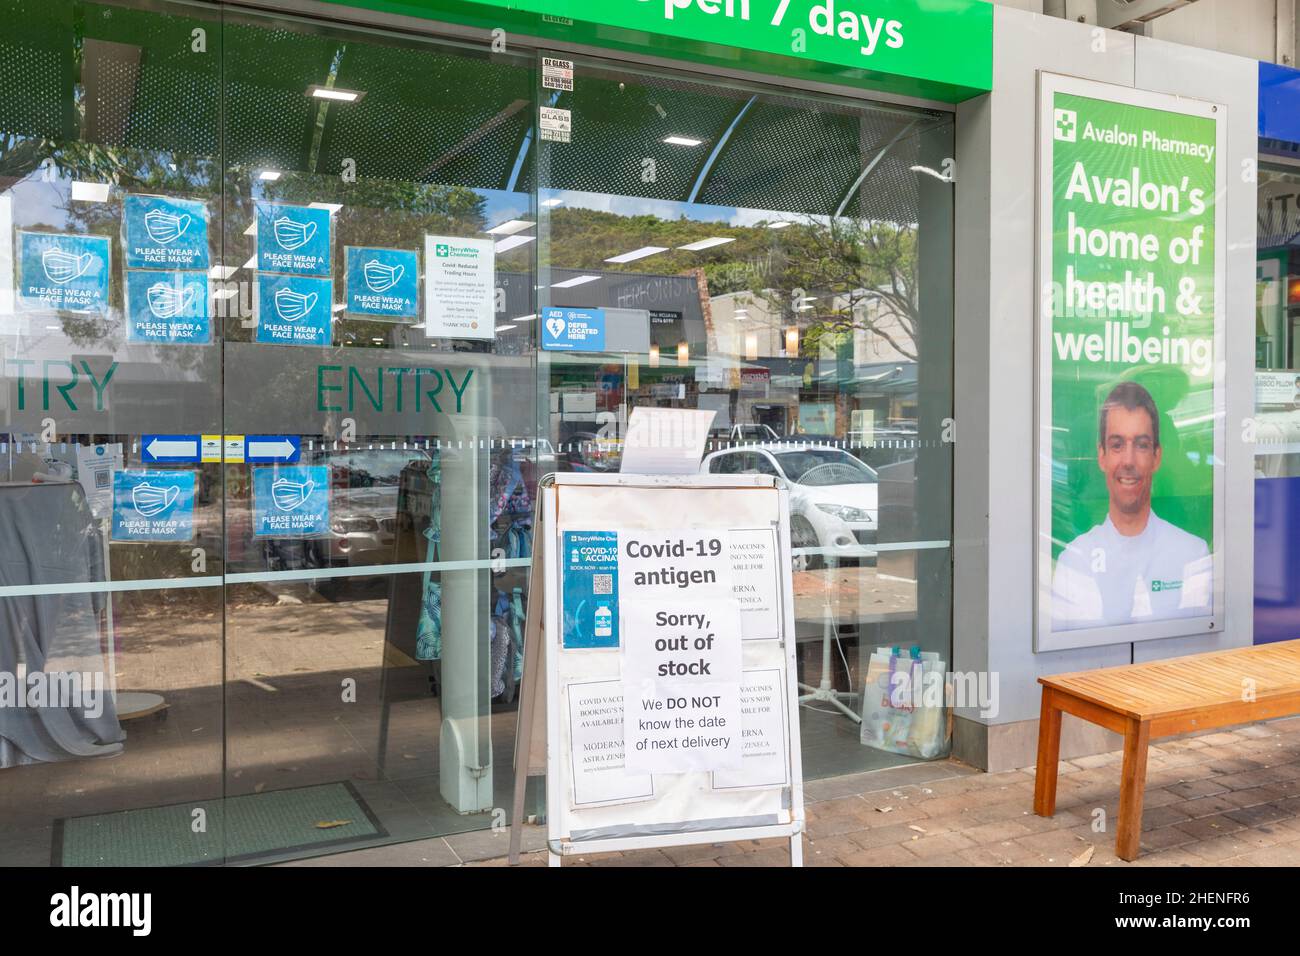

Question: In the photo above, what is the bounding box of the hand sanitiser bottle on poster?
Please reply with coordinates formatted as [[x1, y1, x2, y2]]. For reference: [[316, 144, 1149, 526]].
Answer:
[[594, 604, 612, 640]]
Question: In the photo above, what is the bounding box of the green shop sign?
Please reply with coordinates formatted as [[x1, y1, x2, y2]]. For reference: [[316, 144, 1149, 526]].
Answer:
[[316, 0, 993, 102]]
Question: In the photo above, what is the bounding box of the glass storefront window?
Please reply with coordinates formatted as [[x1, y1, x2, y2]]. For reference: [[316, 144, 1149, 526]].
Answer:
[[1255, 161, 1300, 478], [0, 0, 954, 866], [535, 57, 954, 778]]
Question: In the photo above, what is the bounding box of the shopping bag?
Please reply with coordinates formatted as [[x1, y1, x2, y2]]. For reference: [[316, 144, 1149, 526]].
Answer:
[[860, 646, 951, 759]]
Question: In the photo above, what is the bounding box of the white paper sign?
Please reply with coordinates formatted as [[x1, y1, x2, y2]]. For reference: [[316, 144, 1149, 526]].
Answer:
[[567, 679, 654, 808], [75, 443, 123, 519], [620, 406, 715, 475], [1256, 371, 1300, 406], [712, 669, 790, 791], [617, 526, 733, 604], [540, 106, 571, 143], [424, 234, 495, 340], [729, 527, 781, 640], [622, 598, 743, 773], [542, 57, 574, 91]]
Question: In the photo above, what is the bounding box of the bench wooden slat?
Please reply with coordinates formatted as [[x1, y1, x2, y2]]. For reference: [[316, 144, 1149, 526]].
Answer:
[[1034, 639, 1300, 861], [1039, 641, 1300, 720]]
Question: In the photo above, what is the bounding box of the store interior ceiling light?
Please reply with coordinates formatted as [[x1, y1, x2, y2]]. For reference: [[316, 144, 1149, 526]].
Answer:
[[212, 287, 239, 300], [552, 275, 600, 288], [487, 219, 534, 236], [664, 136, 703, 146], [258, 170, 282, 181], [309, 202, 344, 213], [308, 85, 364, 102], [332, 303, 347, 312], [678, 237, 734, 251], [243, 221, 257, 236], [242, 255, 257, 270], [496, 234, 535, 253], [209, 265, 238, 280], [605, 246, 668, 264], [541, 198, 564, 207], [71, 181, 110, 202], [767, 221, 793, 229], [496, 324, 516, 332], [513, 313, 538, 322]]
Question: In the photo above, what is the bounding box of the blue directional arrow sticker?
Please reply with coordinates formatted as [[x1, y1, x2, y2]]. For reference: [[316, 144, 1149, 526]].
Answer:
[[256, 274, 332, 347], [123, 194, 210, 270], [256, 201, 331, 276], [345, 246, 418, 319], [253, 464, 329, 537], [244, 435, 301, 463], [18, 232, 111, 315], [542, 307, 606, 352], [126, 270, 211, 344], [142, 434, 202, 463], [111, 470, 196, 542]]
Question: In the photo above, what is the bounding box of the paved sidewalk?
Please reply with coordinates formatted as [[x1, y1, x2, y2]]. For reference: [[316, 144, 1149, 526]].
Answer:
[[478, 716, 1300, 867]]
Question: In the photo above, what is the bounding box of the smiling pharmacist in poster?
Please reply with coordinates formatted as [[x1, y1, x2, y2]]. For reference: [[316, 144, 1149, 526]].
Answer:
[[1036, 73, 1225, 647], [1051, 382, 1212, 630]]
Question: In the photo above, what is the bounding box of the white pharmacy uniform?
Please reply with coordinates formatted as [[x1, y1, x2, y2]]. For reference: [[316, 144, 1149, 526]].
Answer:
[[1051, 512, 1212, 631]]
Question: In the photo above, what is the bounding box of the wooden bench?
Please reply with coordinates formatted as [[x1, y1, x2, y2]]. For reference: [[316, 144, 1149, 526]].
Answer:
[[1032, 640, 1300, 861]]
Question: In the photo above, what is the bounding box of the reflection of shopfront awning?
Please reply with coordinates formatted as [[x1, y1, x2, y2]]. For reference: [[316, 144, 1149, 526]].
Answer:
[[0, 0, 943, 225]]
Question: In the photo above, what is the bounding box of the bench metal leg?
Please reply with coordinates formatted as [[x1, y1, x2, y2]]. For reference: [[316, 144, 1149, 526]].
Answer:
[[1033, 688, 1063, 817], [1116, 719, 1151, 862]]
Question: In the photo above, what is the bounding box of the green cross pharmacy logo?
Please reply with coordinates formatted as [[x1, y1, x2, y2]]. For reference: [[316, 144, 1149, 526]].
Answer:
[[435, 243, 450, 257], [1054, 108, 1077, 143]]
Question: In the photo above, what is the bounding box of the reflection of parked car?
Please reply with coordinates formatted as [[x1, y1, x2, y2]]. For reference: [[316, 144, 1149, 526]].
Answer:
[[306, 448, 432, 569], [561, 431, 622, 472], [709, 423, 781, 443], [700, 444, 878, 567]]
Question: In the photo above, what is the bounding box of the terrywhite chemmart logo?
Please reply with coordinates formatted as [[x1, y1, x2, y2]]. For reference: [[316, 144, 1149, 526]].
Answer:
[[1054, 108, 1077, 143], [435, 242, 480, 260]]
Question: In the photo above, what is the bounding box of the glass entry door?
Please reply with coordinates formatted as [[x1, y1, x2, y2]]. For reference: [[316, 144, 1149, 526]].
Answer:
[[0, 0, 543, 866], [534, 54, 956, 779]]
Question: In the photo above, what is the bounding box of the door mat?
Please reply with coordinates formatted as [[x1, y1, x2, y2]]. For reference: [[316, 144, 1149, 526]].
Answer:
[[53, 781, 386, 866]]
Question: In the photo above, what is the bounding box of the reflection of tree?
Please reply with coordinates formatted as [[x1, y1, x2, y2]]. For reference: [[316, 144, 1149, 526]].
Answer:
[[544, 206, 919, 361], [2, 132, 220, 367], [758, 217, 919, 362], [230, 173, 493, 347]]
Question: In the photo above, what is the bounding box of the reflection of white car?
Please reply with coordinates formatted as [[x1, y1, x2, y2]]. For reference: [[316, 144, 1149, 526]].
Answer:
[[700, 445, 877, 567]]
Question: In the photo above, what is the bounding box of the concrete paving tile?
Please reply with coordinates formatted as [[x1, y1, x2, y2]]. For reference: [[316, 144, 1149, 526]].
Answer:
[[660, 842, 743, 865], [718, 847, 794, 867], [1175, 814, 1246, 841], [901, 831, 977, 859], [837, 844, 919, 866]]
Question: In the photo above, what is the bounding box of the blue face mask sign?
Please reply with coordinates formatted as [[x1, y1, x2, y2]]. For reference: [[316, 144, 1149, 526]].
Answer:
[[561, 530, 620, 649], [123, 195, 209, 270], [345, 246, 419, 319], [256, 274, 332, 347], [111, 470, 196, 542], [18, 232, 111, 315], [253, 464, 330, 537], [125, 270, 211, 344], [256, 202, 331, 276], [542, 307, 606, 352]]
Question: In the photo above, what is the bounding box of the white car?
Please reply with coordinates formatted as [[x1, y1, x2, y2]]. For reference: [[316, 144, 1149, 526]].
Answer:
[[700, 444, 878, 567]]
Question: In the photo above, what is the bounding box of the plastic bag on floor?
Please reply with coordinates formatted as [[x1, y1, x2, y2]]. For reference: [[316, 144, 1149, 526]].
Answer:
[[860, 646, 951, 759]]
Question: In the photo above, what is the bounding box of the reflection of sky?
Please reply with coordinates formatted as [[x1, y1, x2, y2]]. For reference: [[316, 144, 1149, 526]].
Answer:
[[8, 174, 75, 230], [538, 188, 826, 229], [482, 189, 532, 230]]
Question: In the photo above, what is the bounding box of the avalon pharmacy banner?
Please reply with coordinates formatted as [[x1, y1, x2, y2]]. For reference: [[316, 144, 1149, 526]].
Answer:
[[1035, 73, 1226, 652]]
